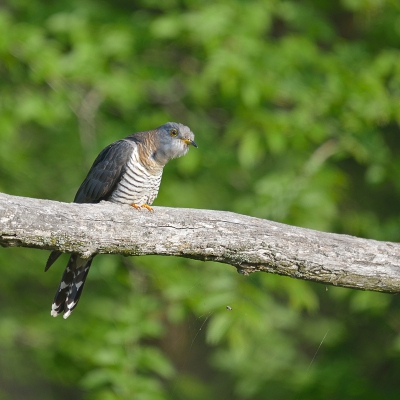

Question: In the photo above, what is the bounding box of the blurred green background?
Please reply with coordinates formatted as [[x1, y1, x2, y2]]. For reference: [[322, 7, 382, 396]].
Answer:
[[1, 0, 400, 399]]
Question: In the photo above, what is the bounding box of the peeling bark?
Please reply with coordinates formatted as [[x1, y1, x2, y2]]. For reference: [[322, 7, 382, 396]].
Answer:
[[1, 192, 400, 293]]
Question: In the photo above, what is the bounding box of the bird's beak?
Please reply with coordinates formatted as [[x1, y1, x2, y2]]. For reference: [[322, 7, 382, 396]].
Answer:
[[182, 138, 198, 148]]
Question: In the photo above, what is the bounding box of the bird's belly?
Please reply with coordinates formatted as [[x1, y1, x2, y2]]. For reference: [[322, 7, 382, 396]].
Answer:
[[109, 164, 162, 206]]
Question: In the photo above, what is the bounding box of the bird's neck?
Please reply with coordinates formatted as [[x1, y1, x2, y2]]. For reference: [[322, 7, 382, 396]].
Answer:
[[136, 140, 166, 174], [151, 148, 172, 166]]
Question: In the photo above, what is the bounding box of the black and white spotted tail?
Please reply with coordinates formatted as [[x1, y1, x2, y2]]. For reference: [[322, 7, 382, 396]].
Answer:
[[46, 252, 93, 319]]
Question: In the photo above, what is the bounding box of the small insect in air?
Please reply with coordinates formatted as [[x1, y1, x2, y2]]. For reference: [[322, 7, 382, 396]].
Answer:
[[226, 306, 232, 311]]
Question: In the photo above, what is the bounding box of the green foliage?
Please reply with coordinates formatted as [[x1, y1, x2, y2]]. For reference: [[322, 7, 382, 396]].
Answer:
[[1, 0, 400, 398]]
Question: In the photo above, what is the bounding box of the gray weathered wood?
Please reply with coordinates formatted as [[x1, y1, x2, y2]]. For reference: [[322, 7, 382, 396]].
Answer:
[[1, 192, 400, 293]]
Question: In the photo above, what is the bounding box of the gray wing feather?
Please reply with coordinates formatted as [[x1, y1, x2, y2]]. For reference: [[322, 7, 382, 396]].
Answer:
[[74, 139, 134, 204], [45, 139, 134, 273]]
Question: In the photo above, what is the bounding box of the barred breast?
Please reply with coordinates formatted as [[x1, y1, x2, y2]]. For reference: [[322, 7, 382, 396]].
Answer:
[[109, 144, 163, 205]]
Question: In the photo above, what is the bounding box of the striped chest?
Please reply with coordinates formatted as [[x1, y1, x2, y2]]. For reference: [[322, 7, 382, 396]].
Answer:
[[109, 145, 163, 205]]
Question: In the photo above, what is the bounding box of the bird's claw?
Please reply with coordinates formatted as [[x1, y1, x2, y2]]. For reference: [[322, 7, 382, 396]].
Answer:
[[141, 204, 154, 212], [131, 203, 153, 212]]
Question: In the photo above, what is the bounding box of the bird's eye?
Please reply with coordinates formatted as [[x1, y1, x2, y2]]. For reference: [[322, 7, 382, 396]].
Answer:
[[170, 128, 178, 137]]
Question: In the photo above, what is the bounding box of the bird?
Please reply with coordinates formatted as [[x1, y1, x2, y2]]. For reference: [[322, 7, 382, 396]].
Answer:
[[45, 122, 197, 319]]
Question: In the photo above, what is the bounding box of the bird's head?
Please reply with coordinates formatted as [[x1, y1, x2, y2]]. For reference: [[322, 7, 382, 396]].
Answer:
[[153, 122, 197, 165]]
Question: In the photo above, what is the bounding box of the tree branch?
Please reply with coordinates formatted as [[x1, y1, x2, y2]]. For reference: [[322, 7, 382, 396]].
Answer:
[[1, 192, 400, 293]]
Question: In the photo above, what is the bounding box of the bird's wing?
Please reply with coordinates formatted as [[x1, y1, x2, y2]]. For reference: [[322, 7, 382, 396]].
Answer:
[[45, 139, 134, 272], [74, 139, 134, 204]]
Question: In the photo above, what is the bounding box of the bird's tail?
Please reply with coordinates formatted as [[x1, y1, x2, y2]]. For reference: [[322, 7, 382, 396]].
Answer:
[[48, 254, 93, 319]]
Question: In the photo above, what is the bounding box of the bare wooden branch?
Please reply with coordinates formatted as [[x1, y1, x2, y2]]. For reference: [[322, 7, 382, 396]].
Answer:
[[1, 192, 400, 293]]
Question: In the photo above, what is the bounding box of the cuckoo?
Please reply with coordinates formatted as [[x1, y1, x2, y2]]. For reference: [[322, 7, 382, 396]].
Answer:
[[46, 122, 197, 319]]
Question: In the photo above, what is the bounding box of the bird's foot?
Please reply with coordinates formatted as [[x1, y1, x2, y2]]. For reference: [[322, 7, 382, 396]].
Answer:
[[141, 204, 154, 212], [130, 203, 153, 212]]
